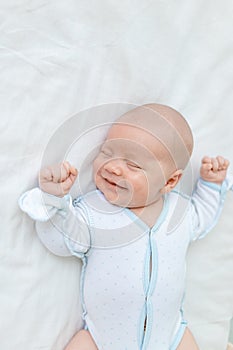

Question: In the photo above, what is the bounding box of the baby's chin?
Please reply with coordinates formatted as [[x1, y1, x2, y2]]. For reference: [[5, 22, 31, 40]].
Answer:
[[103, 192, 127, 207], [98, 187, 130, 208]]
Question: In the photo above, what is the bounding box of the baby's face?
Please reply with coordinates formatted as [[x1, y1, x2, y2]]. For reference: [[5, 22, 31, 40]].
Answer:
[[93, 123, 171, 208]]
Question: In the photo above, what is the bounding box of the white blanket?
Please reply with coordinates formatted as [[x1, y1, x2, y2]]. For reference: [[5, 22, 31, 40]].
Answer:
[[1, 1, 233, 349]]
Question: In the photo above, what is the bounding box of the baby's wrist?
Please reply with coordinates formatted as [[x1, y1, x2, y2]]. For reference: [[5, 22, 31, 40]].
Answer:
[[41, 190, 65, 198], [40, 189, 70, 209], [201, 178, 223, 183], [200, 176, 224, 186], [39, 185, 66, 198]]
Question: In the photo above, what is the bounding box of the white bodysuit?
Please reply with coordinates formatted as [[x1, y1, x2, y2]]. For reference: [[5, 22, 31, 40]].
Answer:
[[19, 178, 231, 350]]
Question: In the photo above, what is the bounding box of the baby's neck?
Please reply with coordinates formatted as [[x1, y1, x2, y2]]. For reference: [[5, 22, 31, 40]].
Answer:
[[131, 197, 164, 228]]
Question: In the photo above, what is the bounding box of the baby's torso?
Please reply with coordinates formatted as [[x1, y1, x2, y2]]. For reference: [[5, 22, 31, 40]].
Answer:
[[77, 190, 191, 350]]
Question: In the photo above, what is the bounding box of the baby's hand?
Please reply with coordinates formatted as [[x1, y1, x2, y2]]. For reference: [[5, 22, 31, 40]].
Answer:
[[39, 161, 78, 197], [200, 156, 229, 184]]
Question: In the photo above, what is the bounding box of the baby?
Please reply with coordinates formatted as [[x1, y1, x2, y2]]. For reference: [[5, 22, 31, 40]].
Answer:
[[19, 103, 231, 350]]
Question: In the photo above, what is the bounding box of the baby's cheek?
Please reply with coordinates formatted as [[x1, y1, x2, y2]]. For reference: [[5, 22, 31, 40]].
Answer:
[[93, 154, 107, 173], [93, 158, 99, 172], [92, 163, 99, 185], [93, 158, 102, 176], [93, 172, 102, 189], [131, 175, 149, 196]]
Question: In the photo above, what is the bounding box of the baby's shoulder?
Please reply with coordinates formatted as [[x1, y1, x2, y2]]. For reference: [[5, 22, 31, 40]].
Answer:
[[166, 190, 193, 233]]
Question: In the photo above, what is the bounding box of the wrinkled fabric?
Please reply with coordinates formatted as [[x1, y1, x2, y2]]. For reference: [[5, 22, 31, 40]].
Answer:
[[1, 1, 233, 349]]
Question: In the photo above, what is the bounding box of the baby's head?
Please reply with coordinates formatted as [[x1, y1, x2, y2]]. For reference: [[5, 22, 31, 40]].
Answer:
[[93, 103, 193, 208]]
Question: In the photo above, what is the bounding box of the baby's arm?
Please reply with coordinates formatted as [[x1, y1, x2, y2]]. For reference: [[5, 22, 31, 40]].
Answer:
[[200, 156, 229, 184], [39, 161, 78, 197], [189, 155, 230, 240], [19, 161, 90, 257]]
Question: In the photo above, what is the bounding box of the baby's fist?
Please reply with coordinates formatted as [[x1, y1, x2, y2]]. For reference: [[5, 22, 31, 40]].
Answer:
[[200, 156, 229, 184], [39, 161, 78, 197]]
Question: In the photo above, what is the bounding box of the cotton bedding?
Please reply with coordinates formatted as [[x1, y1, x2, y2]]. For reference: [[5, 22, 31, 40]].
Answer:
[[1, 1, 233, 349]]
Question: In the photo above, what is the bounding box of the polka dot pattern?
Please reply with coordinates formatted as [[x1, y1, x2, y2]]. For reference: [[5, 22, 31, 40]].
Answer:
[[78, 191, 192, 349]]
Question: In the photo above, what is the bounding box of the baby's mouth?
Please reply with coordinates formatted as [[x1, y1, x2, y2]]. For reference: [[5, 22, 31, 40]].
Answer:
[[106, 178, 116, 186], [104, 177, 126, 189]]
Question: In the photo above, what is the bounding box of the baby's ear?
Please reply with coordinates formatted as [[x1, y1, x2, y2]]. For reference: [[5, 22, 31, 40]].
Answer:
[[161, 169, 183, 194]]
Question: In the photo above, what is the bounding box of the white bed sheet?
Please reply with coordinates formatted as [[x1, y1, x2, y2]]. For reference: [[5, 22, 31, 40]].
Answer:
[[1, 1, 233, 349]]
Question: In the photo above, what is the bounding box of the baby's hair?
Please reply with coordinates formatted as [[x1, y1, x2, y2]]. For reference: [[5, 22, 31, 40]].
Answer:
[[116, 103, 193, 170]]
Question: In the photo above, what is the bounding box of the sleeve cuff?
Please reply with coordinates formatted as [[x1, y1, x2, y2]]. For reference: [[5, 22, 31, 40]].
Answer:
[[18, 187, 71, 221], [199, 178, 222, 191]]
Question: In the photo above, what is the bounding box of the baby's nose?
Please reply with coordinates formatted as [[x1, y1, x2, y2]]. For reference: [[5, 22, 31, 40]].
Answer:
[[103, 159, 123, 175]]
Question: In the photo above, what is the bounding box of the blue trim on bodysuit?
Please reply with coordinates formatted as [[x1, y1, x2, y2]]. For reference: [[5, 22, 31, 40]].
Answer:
[[138, 196, 169, 349], [71, 195, 96, 326], [169, 292, 187, 349], [199, 178, 222, 191], [170, 319, 187, 350]]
